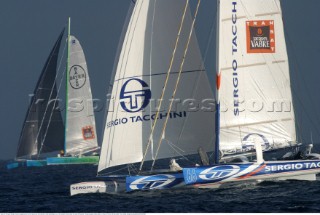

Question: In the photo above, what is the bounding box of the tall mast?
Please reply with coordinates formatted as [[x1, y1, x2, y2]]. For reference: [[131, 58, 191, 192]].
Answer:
[[64, 17, 71, 154], [214, 0, 221, 164]]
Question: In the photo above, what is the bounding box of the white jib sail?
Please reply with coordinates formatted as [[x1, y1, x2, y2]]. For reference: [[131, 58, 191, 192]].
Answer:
[[65, 35, 98, 156], [98, 0, 215, 172], [218, 0, 296, 155]]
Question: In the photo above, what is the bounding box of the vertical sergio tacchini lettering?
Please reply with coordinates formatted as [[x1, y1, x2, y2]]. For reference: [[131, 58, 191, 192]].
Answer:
[[232, 1, 239, 116]]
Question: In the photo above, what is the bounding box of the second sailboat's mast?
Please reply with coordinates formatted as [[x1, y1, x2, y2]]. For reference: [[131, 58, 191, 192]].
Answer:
[[214, 0, 221, 164], [64, 17, 71, 155]]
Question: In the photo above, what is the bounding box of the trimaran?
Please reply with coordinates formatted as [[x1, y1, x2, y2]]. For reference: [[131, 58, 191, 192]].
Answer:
[[7, 18, 99, 169], [70, 0, 320, 195]]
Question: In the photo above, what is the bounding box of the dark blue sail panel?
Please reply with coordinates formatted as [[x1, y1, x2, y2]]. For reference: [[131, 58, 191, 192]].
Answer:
[[16, 29, 65, 159]]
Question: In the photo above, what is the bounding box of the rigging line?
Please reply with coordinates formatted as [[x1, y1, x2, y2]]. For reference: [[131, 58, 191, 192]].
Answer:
[[166, 141, 197, 165], [16, 32, 65, 159], [151, 0, 202, 170], [290, 57, 303, 144], [285, 34, 320, 140], [34, 34, 65, 158], [291, 86, 320, 142], [149, 0, 157, 159], [139, 0, 190, 172], [177, 5, 217, 146], [37, 37, 67, 158], [281, 13, 320, 141], [97, 165, 130, 177], [164, 138, 185, 153], [113, 69, 204, 82], [129, 163, 139, 175]]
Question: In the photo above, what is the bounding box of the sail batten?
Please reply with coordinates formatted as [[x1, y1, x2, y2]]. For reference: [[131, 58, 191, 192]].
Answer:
[[221, 118, 294, 129]]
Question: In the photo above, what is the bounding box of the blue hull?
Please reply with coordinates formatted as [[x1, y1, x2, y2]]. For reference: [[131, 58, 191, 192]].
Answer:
[[26, 160, 47, 167], [126, 173, 184, 191], [7, 162, 24, 169], [7, 160, 47, 169], [183, 160, 320, 186]]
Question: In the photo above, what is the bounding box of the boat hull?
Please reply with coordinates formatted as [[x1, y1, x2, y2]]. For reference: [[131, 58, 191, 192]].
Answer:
[[6, 161, 25, 169], [70, 181, 126, 196], [183, 160, 320, 187], [46, 156, 99, 165], [69, 160, 320, 195], [126, 173, 185, 191], [7, 160, 46, 169], [70, 173, 185, 195], [26, 160, 47, 167]]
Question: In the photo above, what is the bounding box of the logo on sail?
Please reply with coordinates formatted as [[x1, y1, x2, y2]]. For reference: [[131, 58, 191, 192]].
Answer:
[[120, 78, 151, 113], [242, 133, 270, 151], [82, 126, 95, 140], [69, 65, 86, 89], [246, 20, 275, 53]]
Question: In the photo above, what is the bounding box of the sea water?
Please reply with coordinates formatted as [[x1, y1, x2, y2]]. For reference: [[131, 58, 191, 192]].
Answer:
[[1, 160, 320, 212]]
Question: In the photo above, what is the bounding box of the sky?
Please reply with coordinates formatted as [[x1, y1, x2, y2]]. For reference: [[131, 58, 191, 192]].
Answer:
[[1, 0, 320, 160]]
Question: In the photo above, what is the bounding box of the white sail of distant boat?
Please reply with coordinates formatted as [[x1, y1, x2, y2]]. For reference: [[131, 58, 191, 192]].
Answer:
[[46, 19, 99, 165], [65, 35, 99, 156], [8, 20, 100, 169], [98, 0, 215, 173], [217, 0, 297, 156]]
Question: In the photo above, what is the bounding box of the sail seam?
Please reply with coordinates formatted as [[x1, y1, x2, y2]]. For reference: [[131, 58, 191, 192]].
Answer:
[[222, 15, 246, 22], [256, 12, 280, 17], [221, 62, 266, 71], [221, 118, 293, 129], [113, 69, 205, 82], [272, 60, 286, 64]]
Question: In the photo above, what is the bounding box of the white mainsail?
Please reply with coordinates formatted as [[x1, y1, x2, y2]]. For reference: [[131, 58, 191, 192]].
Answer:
[[218, 0, 296, 155], [65, 35, 98, 156], [98, 0, 215, 172]]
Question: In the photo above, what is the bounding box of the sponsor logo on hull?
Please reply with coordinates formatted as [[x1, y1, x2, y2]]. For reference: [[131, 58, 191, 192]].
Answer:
[[71, 184, 104, 190], [183, 161, 320, 185], [126, 174, 184, 191]]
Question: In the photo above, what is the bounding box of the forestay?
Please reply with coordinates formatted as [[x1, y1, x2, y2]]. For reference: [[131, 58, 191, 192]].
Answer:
[[98, 0, 215, 173], [218, 0, 296, 155], [65, 36, 98, 156]]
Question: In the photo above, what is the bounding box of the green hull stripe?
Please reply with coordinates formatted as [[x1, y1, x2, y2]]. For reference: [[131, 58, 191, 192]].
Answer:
[[47, 156, 99, 165]]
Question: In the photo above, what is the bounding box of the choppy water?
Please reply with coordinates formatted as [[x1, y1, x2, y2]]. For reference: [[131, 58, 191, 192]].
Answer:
[[1, 160, 320, 213]]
